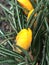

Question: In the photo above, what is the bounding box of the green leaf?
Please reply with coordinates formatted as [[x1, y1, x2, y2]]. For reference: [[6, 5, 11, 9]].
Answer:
[[0, 59, 15, 64], [15, 0, 22, 30], [47, 36, 49, 65], [0, 46, 24, 61], [15, 45, 32, 62], [0, 4, 13, 16]]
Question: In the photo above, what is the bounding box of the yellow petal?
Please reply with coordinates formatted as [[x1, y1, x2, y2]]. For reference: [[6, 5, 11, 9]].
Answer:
[[27, 9, 37, 28], [27, 9, 34, 20]]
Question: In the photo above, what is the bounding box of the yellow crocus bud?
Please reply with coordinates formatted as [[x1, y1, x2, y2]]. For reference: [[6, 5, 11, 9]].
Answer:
[[17, 0, 34, 15], [17, 0, 33, 11], [27, 9, 37, 28], [27, 9, 34, 20], [15, 28, 32, 53]]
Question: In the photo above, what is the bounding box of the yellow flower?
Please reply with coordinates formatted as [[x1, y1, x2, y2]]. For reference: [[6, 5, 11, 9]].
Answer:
[[15, 28, 32, 53], [27, 9, 34, 20], [17, 0, 34, 14], [17, 0, 33, 11], [27, 9, 37, 28]]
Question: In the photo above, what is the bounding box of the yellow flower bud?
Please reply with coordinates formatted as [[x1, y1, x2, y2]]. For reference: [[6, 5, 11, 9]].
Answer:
[[17, 0, 34, 15], [27, 9, 37, 28], [27, 9, 34, 20], [17, 0, 33, 11], [15, 28, 32, 53]]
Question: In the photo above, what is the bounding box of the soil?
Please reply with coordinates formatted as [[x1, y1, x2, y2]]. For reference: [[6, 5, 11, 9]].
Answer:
[[0, 0, 11, 65]]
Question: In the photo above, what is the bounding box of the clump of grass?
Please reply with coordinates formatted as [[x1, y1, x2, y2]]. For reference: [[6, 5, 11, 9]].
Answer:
[[0, 0, 49, 65]]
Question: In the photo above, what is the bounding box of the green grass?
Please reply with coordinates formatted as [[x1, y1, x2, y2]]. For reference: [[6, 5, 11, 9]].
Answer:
[[0, 0, 49, 65]]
